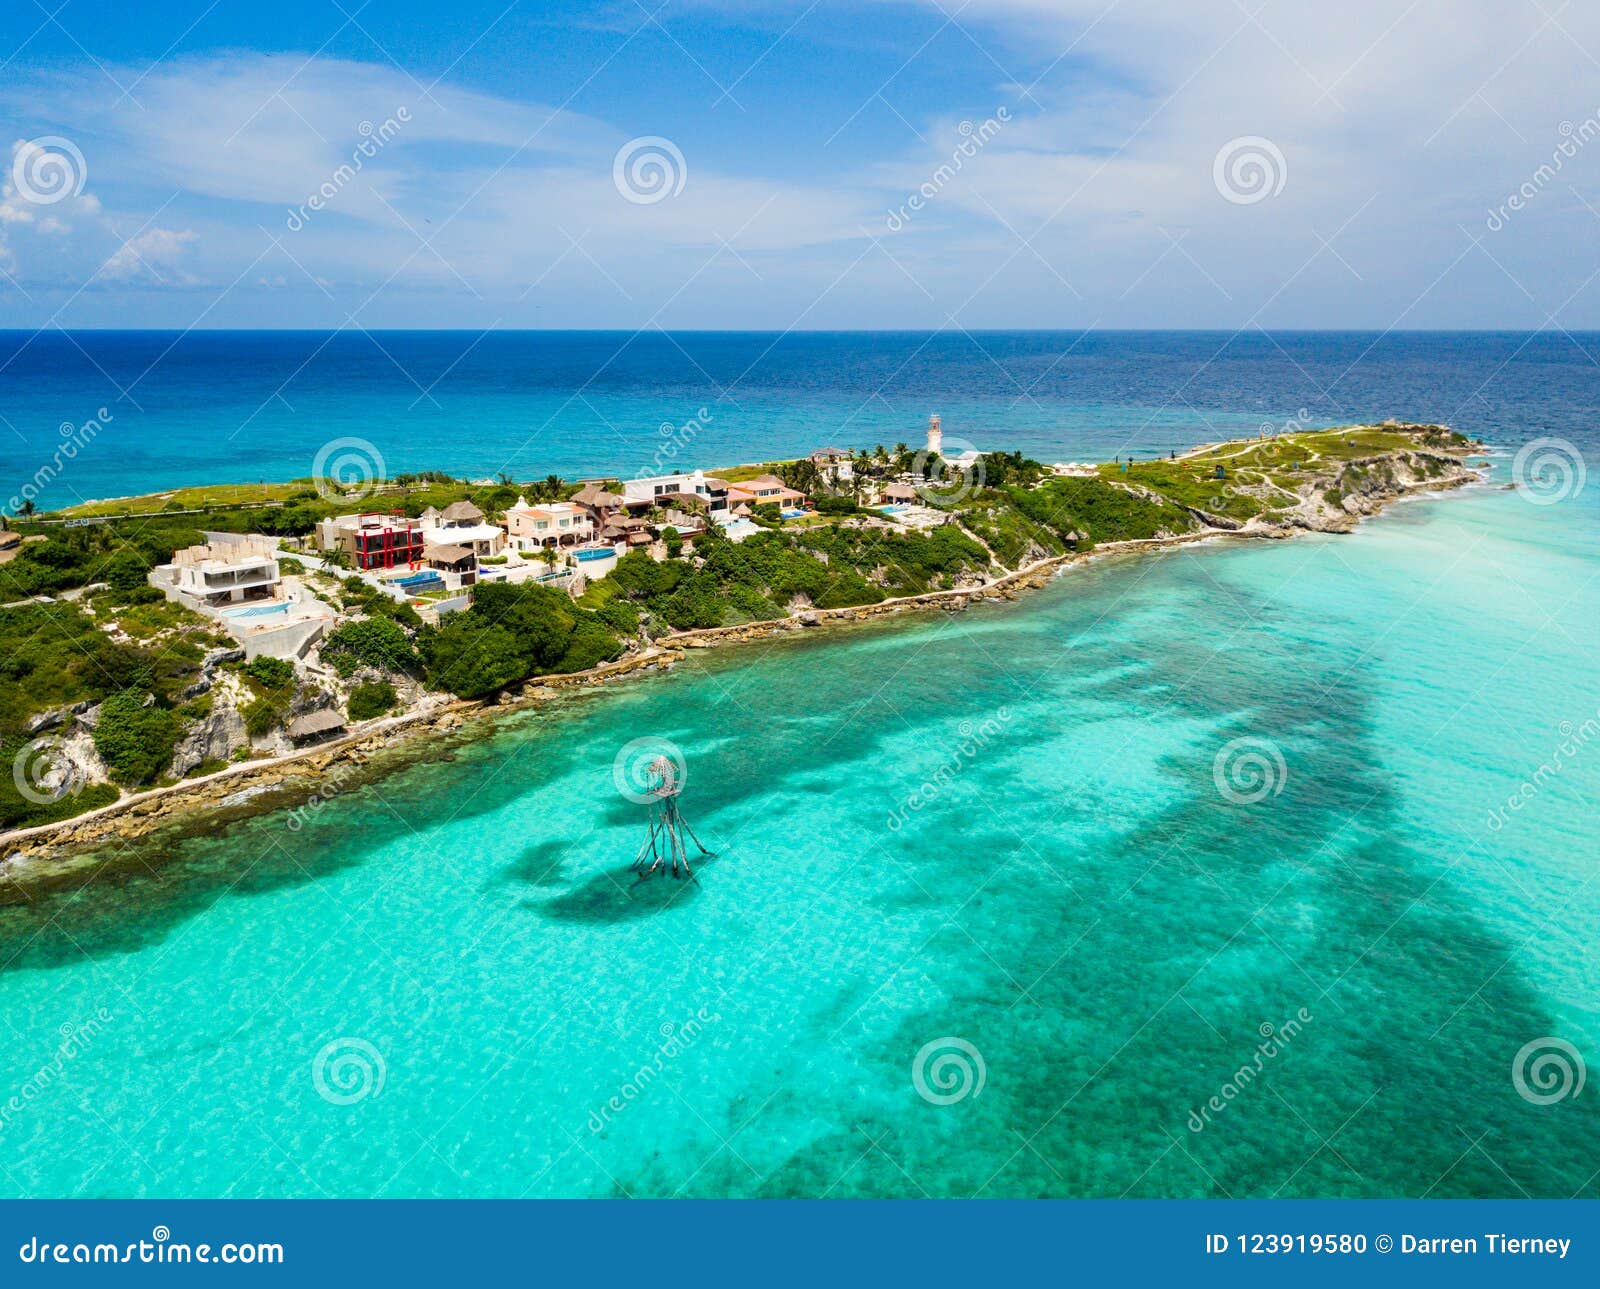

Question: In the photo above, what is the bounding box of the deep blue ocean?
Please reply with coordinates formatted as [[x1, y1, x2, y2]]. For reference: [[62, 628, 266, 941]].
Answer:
[[0, 330, 1596, 1198], [1, 330, 1597, 504]]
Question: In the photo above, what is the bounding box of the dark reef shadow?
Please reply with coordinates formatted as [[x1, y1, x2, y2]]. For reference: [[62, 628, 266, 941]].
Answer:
[[536, 860, 716, 923]]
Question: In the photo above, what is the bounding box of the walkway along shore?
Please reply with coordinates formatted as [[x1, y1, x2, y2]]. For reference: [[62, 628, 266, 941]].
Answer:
[[0, 465, 1482, 869]]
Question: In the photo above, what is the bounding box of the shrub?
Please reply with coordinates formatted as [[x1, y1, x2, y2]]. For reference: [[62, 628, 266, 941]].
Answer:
[[0, 765, 118, 832], [557, 617, 624, 672], [727, 583, 782, 621], [595, 598, 640, 637], [322, 617, 419, 673], [245, 656, 295, 690], [104, 550, 151, 590], [347, 680, 397, 721], [423, 582, 623, 697], [244, 697, 282, 739], [92, 691, 182, 786]]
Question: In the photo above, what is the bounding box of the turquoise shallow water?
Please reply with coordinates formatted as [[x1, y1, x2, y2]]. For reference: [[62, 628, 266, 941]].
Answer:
[[1, 480, 1596, 1198]]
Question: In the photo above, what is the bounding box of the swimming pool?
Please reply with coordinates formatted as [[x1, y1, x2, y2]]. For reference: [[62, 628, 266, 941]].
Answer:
[[878, 504, 908, 514], [572, 547, 615, 562], [219, 600, 291, 619], [781, 508, 807, 519]]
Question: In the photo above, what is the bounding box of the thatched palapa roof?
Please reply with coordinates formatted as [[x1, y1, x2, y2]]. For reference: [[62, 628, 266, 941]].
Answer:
[[288, 709, 346, 742]]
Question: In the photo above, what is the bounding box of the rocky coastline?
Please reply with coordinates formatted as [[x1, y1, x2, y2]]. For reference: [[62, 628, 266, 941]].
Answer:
[[0, 434, 1484, 873]]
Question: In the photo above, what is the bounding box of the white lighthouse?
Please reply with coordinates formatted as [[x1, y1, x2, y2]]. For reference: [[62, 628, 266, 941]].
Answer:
[[926, 413, 942, 457]]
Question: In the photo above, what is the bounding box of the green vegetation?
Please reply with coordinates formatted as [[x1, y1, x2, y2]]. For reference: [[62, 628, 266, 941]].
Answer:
[[322, 617, 420, 675], [1009, 477, 1197, 548], [347, 680, 398, 721], [0, 517, 206, 600], [958, 498, 1065, 568], [92, 691, 182, 786], [245, 656, 295, 690], [0, 777, 118, 832], [422, 582, 624, 698], [0, 423, 1468, 833], [597, 518, 992, 631], [708, 461, 790, 484], [0, 602, 200, 737], [237, 654, 299, 739], [332, 577, 423, 630]]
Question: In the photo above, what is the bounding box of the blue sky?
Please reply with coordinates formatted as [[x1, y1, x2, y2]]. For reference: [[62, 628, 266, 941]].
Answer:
[[1, 0, 1598, 329]]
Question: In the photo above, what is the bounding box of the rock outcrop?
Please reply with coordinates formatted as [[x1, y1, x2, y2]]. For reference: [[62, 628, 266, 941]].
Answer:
[[170, 702, 249, 777]]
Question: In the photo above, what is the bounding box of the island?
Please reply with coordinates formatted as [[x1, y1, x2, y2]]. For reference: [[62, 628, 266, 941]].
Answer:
[[0, 420, 1483, 864]]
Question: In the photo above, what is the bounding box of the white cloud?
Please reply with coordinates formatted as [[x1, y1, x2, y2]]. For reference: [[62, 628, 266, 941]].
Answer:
[[859, 0, 1600, 323], [100, 227, 199, 284], [1, 5, 1598, 326]]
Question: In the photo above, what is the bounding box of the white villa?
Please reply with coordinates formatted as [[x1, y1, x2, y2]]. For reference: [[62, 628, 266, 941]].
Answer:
[[420, 500, 505, 558], [151, 535, 281, 610], [622, 470, 729, 513], [503, 497, 596, 549], [149, 534, 334, 660], [809, 448, 855, 485]]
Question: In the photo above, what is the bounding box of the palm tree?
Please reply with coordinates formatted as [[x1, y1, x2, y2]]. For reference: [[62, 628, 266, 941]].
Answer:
[[544, 474, 564, 501], [19, 499, 36, 517]]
